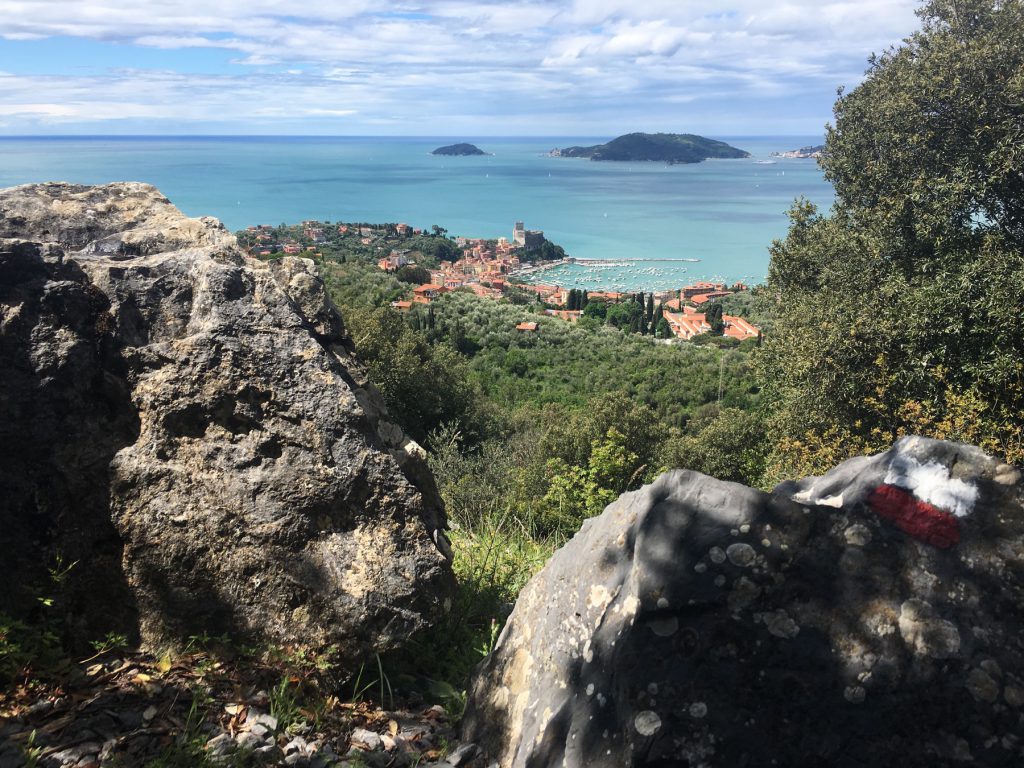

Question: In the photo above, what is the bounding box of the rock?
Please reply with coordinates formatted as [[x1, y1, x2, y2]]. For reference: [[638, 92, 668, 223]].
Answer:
[[252, 713, 279, 733], [236, 731, 265, 751], [206, 733, 235, 757], [446, 742, 478, 766], [351, 727, 382, 751], [966, 668, 1001, 703], [463, 436, 1024, 767], [0, 182, 453, 656]]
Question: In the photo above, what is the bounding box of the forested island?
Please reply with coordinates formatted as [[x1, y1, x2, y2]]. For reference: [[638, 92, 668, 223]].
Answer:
[[432, 143, 488, 156], [550, 132, 750, 163]]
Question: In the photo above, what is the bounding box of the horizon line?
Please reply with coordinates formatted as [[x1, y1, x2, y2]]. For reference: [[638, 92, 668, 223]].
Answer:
[[0, 133, 827, 140]]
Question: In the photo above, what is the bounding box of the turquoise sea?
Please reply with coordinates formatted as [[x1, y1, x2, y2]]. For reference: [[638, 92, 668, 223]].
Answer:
[[0, 136, 833, 289]]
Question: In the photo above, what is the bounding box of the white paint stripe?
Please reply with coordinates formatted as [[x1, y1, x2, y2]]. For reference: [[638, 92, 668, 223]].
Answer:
[[884, 455, 978, 518]]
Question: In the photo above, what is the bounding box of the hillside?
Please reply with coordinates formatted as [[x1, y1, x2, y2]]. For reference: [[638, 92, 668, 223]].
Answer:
[[551, 132, 750, 163]]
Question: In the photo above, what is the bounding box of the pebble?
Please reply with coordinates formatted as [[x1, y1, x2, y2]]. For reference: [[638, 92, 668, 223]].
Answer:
[[447, 742, 479, 766], [351, 727, 383, 750], [236, 730, 265, 750], [252, 712, 280, 732], [206, 733, 235, 756]]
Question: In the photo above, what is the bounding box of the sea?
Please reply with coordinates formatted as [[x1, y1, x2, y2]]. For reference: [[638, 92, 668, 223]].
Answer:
[[0, 136, 833, 290]]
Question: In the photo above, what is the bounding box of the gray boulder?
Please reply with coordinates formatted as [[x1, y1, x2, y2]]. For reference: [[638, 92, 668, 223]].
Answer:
[[463, 436, 1024, 766], [0, 182, 453, 656]]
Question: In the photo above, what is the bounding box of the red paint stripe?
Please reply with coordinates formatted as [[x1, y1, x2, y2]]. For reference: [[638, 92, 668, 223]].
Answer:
[[867, 484, 961, 549]]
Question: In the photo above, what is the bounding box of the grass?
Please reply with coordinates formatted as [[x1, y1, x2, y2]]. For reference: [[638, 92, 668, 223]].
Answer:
[[384, 504, 556, 705]]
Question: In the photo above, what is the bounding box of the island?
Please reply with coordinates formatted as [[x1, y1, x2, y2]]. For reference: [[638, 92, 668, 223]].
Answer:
[[549, 133, 750, 163], [771, 145, 824, 159], [432, 143, 488, 156]]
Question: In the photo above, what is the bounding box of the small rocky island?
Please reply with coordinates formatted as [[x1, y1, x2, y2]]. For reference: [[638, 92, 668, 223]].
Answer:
[[550, 132, 749, 163], [772, 144, 824, 158], [432, 142, 488, 156]]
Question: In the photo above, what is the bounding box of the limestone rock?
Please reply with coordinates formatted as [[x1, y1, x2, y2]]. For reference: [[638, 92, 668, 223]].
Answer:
[[0, 182, 453, 656], [463, 437, 1024, 767]]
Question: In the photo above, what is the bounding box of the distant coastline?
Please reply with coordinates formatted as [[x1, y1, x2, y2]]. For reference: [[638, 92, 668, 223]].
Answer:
[[0, 135, 833, 284], [771, 144, 824, 159]]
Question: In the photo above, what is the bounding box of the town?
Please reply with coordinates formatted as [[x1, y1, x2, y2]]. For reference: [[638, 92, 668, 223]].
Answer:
[[238, 219, 761, 342], [378, 222, 761, 342]]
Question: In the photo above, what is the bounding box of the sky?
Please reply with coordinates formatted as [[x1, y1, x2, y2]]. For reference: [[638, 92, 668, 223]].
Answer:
[[0, 0, 922, 136]]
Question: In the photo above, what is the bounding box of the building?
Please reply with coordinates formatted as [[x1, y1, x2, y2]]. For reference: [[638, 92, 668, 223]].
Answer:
[[377, 252, 409, 272], [412, 283, 448, 302], [662, 309, 761, 341], [523, 230, 545, 249], [516, 321, 539, 332], [681, 282, 728, 300], [690, 291, 733, 305], [545, 309, 582, 323], [723, 315, 760, 340], [663, 310, 709, 339], [513, 221, 545, 249]]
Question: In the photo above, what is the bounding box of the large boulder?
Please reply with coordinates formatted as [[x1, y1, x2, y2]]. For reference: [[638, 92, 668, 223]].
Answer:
[[463, 437, 1024, 766], [0, 182, 453, 657]]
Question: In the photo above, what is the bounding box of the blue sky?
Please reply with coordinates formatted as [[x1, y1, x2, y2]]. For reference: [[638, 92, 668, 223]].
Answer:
[[0, 0, 921, 135]]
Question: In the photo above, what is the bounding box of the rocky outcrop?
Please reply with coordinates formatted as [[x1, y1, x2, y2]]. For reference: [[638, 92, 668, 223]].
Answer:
[[463, 437, 1024, 767], [0, 182, 453, 657]]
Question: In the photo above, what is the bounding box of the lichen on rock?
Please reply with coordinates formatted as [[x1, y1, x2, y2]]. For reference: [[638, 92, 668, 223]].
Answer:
[[0, 182, 454, 659], [463, 437, 1024, 767]]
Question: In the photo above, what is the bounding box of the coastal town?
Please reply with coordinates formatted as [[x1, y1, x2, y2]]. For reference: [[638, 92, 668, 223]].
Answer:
[[239, 219, 761, 342], [378, 221, 761, 342]]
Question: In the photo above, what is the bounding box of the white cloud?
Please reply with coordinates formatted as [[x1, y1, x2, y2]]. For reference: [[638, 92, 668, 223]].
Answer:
[[0, 0, 923, 133]]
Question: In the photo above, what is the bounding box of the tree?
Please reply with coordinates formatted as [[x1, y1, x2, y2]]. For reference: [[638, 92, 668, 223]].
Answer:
[[396, 265, 431, 285], [583, 300, 608, 320], [645, 293, 655, 326], [705, 303, 724, 335], [761, 0, 1024, 470], [655, 316, 670, 339]]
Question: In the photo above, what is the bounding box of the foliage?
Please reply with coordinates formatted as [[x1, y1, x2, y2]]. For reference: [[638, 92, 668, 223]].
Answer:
[[0, 557, 79, 685], [396, 264, 431, 285], [539, 428, 643, 533], [342, 304, 489, 447], [761, 0, 1024, 473], [321, 260, 406, 311], [555, 132, 750, 163], [520, 239, 566, 263], [704, 303, 724, 335], [661, 407, 770, 487]]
